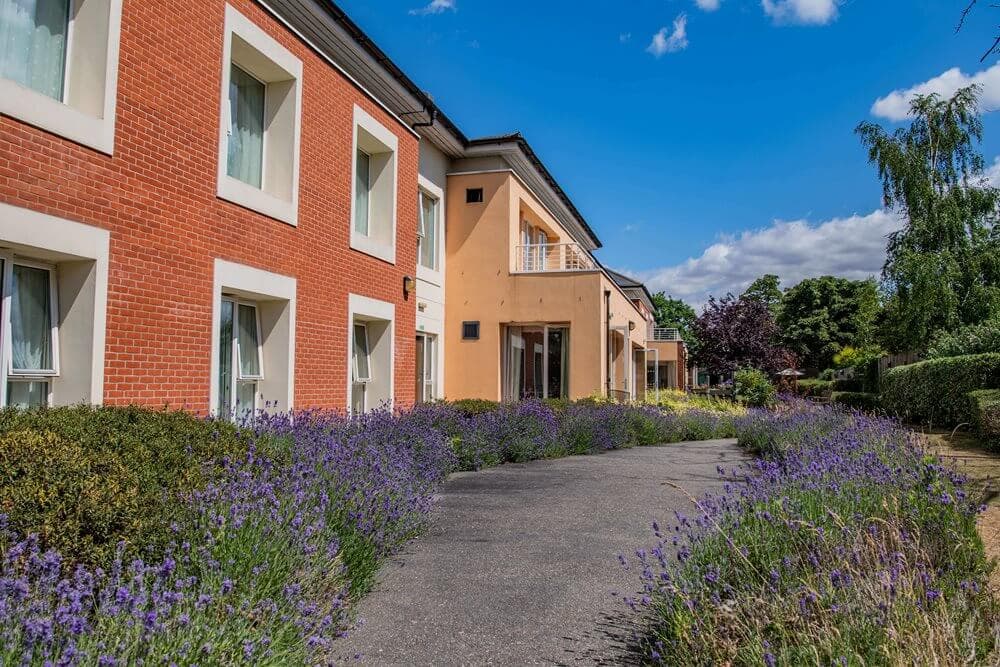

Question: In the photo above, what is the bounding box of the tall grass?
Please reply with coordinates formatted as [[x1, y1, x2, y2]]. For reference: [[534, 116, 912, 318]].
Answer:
[[623, 405, 1000, 664]]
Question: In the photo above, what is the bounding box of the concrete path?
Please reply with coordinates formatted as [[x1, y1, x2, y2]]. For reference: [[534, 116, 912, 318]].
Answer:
[[336, 440, 744, 666]]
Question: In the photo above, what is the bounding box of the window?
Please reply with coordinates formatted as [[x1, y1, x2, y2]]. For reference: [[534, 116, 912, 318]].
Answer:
[[466, 188, 483, 204], [0, 0, 70, 101], [351, 106, 398, 264], [217, 297, 262, 418], [415, 333, 436, 403], [502, 325, 569, 401], [217, 5, 302, 226], [0, 0, 123, 154], [348, 294, 394, 415], [211, 260, 296, 418], [462, 321, 479, 340], [418, 191, 438, 271], [354, 149, 371, 235], [1, 260, 59, 408], [227, 64, 265, 189]]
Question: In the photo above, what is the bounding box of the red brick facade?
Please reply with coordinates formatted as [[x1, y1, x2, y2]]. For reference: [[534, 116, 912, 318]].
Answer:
[[0, 0, 418, 410]]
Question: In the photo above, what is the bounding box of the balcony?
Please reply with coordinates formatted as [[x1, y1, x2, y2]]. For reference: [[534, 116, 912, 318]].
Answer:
[[652, 327, 681, 341], [514, 243, 598, 273]]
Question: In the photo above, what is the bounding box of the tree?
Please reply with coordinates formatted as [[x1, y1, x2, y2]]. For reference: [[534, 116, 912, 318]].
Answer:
[[957, 1, 1000, 62], [691, 294, 793, 376], [742, 274, 783, 316], [650, 292, 697, 341], [777, 276, 880, 372], [857, 85, 1000, 352]]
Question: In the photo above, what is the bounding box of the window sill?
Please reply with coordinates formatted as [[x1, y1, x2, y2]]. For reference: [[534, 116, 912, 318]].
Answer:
[[416, 265, 443, 286], [0, 80, 115, 155], [217, 175, 298, 226], [350, 232, 396, 265]]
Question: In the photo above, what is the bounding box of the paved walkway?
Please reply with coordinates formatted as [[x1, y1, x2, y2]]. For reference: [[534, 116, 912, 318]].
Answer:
[[336, 440, 744, 665]]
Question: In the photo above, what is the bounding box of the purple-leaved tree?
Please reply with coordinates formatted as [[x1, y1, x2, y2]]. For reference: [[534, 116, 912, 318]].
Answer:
[[691, 294, 795, 376]]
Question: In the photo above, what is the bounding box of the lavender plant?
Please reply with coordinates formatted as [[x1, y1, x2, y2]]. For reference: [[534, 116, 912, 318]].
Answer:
[[623, 405, 1000, 664]]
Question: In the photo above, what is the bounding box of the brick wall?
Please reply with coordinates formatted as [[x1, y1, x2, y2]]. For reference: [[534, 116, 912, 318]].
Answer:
[[0, 0, 418, 410]]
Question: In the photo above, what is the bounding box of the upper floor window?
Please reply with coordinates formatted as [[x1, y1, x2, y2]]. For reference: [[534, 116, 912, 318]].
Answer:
[[1, 0, 70, 100], [0, 0, 123, 154], [227, 64, 265, 189], [418, 190, 438, 271], [217, 5, 302, 226], [350, 106, 398, 264]]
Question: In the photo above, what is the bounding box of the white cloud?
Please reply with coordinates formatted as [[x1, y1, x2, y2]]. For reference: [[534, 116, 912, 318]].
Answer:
[[695, 0, 721, 10], [647, 14, 688, 57], [619, 32, 632, 43], [871, 63, 1000, 121], [629, 210, 903, 309], [408, 0, 456, 16], [761, 0, 839, 25]]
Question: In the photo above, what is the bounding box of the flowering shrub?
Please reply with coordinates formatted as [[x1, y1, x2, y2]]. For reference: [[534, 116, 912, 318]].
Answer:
[[0, 399, 739, 664], [733, 368, 776, 407], [623, 405, 999, 664]]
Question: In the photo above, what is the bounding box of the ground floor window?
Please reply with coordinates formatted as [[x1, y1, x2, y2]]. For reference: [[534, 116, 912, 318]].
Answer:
[[351, 322, 371, 414], [415, 333, 437, 403], [502, 325, 568, 401], [0, 258, 59, 408], [217, 297, 263, 419]]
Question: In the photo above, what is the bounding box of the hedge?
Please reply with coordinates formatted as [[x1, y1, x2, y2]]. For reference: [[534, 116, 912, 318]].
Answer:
[[832, 391, 880, 412], [795, 379, 833, 397], [832, 378, 863, 393], [880, 353, 1000, 426], [967, 389, 1000, 450], [0, 406, 257, 566]]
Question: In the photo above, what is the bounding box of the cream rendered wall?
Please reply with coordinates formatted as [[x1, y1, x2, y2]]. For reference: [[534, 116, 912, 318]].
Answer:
[[444, 172, 646, 401], [416, 140, 450, 399]]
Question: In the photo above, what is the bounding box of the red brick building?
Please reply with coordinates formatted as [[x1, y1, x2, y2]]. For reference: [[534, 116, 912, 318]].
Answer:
[[0, 0, 427, 414]]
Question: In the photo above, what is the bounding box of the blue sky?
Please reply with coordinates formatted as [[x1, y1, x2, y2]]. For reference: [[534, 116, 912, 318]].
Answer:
[[336, 0, 1000, 305]]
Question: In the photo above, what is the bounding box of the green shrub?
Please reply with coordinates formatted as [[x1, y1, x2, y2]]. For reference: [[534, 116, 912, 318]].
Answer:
[[880, 353, 1000, 426], [448, 398, 500, 416], [832, 378, 863, 392], [832, 345, 884, 370], [832, 391, 880, 412], [734, 368, 776, 407], [0, 406, 254, 566], [967, 389, 1000, 450], [796, 379, 833, 397], [927, 320, 1000, 359]]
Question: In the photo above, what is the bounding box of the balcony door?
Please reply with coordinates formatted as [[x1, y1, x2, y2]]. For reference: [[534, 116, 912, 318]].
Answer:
[[502, 325, 569, 401]]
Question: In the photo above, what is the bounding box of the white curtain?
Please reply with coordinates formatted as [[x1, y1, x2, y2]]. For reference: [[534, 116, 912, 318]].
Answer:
[[217, 300, 234, 416], [503, 327, 524, 401], [227, 64, 265, 188], [11, 264, 52, 372], [419, 193, 437, 269], [0, 0, 68, 100], [355, 150, 370, 235], [236, 304, 260, 377]]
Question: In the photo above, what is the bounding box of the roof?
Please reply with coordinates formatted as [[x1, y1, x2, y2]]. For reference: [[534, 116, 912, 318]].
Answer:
[[606, 268, 656, 313], [262, 1, 602, 249]]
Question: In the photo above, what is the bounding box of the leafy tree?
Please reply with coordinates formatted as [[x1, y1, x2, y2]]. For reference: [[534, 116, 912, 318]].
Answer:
[[650, 292, 698, 344], [857, 85, 1000, 352], [742, 274, 783, 316], [691, 294, 793, 376], [777, 276, 880, 372]]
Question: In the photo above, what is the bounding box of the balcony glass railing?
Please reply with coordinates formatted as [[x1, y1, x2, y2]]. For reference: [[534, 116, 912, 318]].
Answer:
[[652, 328, 681, 341], [514, 243, 597, 273]]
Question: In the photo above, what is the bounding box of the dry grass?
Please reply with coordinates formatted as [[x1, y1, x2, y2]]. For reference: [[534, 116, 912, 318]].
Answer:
[[922, 427, 1000, 594]]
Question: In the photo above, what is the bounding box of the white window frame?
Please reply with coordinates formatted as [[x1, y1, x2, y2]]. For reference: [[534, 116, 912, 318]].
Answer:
[[217, 4, 302, 226], [415, 332, 437, 403], [502, 324, 569, 401], [354, 148, 372, 236], [416, 175, 445, 287], [219, 296, 264, 417], [209, 259, 296, 417], [0, 257, 61, 407], [0, 0, 123, 154], [352, 322, 371, 383], [350, 105, 398, 264], [347, 293, 394, 414]]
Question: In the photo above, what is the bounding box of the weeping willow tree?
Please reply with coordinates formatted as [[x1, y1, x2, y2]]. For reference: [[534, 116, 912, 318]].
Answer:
[[856, 84, 1000, 352]]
